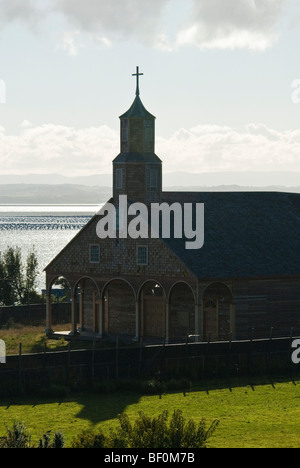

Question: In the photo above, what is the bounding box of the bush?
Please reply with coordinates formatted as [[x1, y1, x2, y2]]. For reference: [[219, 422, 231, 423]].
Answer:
[[0, 421, 65, 448], [141, 378, 167, 395], [71, 430, 106, 448], [107, 410, 219, 449], [38, 432, 65, 449], [0, 411, 219, 448], [0, 421, 31, 448]]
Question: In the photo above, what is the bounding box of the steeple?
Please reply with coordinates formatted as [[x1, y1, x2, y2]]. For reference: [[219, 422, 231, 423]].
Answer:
[[113, 67, 162, 205]]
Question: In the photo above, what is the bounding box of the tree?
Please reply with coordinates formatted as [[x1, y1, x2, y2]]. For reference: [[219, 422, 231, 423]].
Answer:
[[0, 246, 39, 306]]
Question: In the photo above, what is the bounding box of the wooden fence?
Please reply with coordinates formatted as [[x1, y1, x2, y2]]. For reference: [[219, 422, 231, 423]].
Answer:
[[1, 334, 300, 397]]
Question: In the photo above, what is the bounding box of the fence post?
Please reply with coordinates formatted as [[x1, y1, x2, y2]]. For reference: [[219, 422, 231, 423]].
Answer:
[[248, 328, 254, 377], [289, 327, 294, 381], [139, 337, 143, 375], [227, 332, 233, 381], [116, 336, 119, 379], [92, 339, 96, 384], [203, 333, 211, 379], [267, 327, 274, 373], [67, 342, 71, 386], [18, 343, 22, 392]]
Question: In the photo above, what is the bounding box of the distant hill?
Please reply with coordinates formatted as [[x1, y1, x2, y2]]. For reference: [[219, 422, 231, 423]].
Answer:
[[0, 182, 299, 204], [0, 173, 113, 187], [0, 171, 299, 188], [0, 184, 111, 204], [0, 171, 298, 203]]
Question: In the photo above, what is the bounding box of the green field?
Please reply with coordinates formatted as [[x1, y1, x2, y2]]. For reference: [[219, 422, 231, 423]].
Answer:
[[1, 378, 300, 448]]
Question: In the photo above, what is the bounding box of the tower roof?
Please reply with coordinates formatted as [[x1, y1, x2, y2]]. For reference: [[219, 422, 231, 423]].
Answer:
[[120, 94, 155, 119], [120, 66, 155, 119]]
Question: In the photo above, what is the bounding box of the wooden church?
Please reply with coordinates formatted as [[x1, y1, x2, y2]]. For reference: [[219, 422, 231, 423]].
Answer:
[[45, 68, 300, 342]]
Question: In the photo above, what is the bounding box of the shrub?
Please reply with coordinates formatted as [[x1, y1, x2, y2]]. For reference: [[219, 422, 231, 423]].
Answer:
[[0, 422, 65, 448], [39, 431, 65, 449], [71, 430, 106, 448], [0, 421, 31, 448], [141, 378, 167, 395], [108, 410, 219, 449]]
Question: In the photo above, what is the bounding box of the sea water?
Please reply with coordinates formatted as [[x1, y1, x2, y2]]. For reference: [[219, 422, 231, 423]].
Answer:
[[0, 205, 100, 292]]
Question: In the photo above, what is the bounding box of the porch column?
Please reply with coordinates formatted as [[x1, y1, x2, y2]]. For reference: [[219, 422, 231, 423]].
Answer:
[[134, 300, 140, 341], [230, 304, 236, 340], [97, 298, 104, 338], [165, 301, 170, 344], [78, 291, 84, 331], [45, 290, 53, 335], [70, 291, 77, 336], [195, 301, 203, 342]]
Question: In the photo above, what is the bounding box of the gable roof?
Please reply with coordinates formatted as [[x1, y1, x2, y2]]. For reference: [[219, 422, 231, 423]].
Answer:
[[161, 191, 300, 279], [45, 191, 300, 281]]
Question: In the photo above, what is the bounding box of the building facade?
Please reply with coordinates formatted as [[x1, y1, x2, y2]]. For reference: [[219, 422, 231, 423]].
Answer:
[[45, 70, 300, 342]]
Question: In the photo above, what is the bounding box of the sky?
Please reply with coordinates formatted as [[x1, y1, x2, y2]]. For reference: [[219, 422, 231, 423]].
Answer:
[[0, 0, 300, 185]]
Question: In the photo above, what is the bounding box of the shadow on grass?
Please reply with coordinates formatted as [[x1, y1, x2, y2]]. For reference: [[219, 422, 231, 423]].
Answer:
[[73, 391, 141, 426], [192, 372, 300, 395], [0, 373, 299, 428]]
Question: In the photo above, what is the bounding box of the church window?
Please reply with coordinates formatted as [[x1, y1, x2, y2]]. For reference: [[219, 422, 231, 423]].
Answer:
[[116, 168, 123, 189], [144, 120, 153, 142], [122, 120, 128, 141], [90, 244, 100, 264], [137, 246, 148, 266]]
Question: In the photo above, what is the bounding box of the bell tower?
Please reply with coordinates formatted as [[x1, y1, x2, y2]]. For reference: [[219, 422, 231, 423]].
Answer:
[[113, 67, 162, 205]]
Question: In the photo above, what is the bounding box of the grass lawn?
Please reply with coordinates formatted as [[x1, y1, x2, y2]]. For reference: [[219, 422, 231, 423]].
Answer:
[[0, 325, 138, 355], [0, 378, 300, 448], [0, 325, 98, 355], [0, 326, 69, 355]]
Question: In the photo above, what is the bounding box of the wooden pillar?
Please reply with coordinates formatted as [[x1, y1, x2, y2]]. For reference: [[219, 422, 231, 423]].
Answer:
[[45, 290, 53, 334], [79, 291, 84, 331], [230, 304, 236, 340], [93, 292, 99, 333], [165, 301, 170, 344], [70, 293, 77, 336], [195, 301, 203, 342], [134, 300, 140, 341], [97, 298, 104, 338]]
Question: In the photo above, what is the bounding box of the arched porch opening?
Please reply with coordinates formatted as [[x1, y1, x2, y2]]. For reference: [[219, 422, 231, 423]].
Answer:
[[102, 279, 136, 337], [169, 282, 196, 341], [75, 277, 100, 334], [202, 282, 233, 341], [47, 276, 73, 333], [139, 281, 166, 339]]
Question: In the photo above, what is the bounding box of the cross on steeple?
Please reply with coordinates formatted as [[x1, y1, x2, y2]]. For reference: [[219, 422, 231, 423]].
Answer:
[[132, 66, 144, 96]]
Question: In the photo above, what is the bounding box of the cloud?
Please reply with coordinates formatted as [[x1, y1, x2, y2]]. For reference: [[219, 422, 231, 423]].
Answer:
[[0, 122, 119, 176], [52, 0, 171, 48], [58, 30, 82, 56], [177, 0, 286, 50], [0, 0, 288, 52], [157, 123, 300, 173], [1, 121, 300, 178], [0, 0, 45, 29]]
